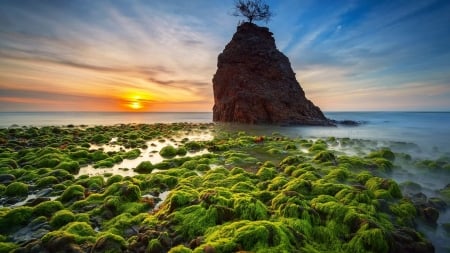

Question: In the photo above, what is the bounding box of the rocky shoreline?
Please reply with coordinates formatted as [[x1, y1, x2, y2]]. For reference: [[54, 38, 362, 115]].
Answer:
[[1, 123, 449, 252]]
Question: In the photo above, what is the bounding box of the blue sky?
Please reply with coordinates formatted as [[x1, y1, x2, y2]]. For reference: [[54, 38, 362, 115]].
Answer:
[[0, 0, 449, 111]]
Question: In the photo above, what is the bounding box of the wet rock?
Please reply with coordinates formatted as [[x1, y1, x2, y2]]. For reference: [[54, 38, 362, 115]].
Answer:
[[390, 227, 435, 253], [91, 234, 126, 253], [25, 197, 51, 207], [410, 192, 428, 205], [10, 219, 50, 244], [421, 207, 440, 224], [0, 174, 15, 184], [427, 197, 447, 211], [212, 22, 332, 125], [189, 236, 204, 249]]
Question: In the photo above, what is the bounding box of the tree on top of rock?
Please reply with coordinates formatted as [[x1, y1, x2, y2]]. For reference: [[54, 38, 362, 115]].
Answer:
[[232, 0, 273, 24]]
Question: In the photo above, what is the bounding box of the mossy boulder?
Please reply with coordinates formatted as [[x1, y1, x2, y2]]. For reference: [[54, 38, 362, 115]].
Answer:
[[91, 233, 127, 253], [60, 184, 85, 203], [33, 200, 64, 217], [160, 145, 178, 158], [134, 161, 154, 174], [50, 209, 76, 228], [55, 161, 80, 174], [4, 182, 28, 197], [0, 206, 33, 233]]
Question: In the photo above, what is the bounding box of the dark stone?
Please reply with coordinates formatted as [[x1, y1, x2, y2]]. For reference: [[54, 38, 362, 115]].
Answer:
[[25, 197, 51, 207], [390, 227, 435, 253], [427, 197, 447, 211], [0, 174, 15, 184], [422, 207, 440, 224], [212, 22, 332, 125]]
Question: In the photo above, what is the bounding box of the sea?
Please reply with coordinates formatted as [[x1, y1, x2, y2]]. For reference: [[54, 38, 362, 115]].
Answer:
[[1, 111, 449, 154], [1, 111, 450, 251]]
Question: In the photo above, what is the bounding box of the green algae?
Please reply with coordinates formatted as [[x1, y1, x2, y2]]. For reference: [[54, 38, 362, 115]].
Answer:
[[33, 200, 64, 217], [4, 182, 28, 197], [0, 123, 441, 252], [60, 184, 85, 203]]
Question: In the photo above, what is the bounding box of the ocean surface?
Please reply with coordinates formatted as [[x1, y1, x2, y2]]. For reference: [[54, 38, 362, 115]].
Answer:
[[1, 111, 449, 153]]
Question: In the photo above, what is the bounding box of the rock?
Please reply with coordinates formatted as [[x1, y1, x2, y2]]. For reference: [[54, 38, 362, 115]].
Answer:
[[25, 197, 51, 207], [421, 207, 439, 224], [0, 174, 15, 184], [390, 227, 435, 253], [427, 197, 447, 211], [212, 22, 332, 125]]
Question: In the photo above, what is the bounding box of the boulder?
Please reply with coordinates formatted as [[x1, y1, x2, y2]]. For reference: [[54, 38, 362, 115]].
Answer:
[[212, 22, 332, 125]]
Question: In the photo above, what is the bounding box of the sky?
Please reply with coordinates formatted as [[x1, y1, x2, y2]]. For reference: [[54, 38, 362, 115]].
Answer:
[[0, 0, 449, 112]]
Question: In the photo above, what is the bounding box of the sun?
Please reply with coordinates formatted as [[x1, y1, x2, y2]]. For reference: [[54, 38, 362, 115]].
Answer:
[[129, 101, 142, 110], [126, 95, 144, 110]]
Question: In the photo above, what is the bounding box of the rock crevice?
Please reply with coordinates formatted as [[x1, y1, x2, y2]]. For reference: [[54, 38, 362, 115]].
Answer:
[[213, 22, 332, 125]]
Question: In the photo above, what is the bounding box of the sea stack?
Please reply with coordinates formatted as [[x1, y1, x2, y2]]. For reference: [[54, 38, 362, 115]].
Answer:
[[213, 22, 332, 125]]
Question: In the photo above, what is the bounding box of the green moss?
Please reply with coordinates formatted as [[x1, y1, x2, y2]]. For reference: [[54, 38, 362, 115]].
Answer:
[[309, 143, 327, 152], [365, 177, 402, 199], [90, 150, 109, 162], [147, 238, 163, 253], [267, 176, 289, 191], [62, 221, 97, 243], [279, 155, 305, 167], [55, 160, 80, 174], [123, 149, 141, 160], [367, 148, 395, 161], [0, 206, 33, 233], [60, 184, 85, 203], [170, 205, 218, 240], [0, 242, 18, 253], [184, 141, 204, 151], [256, 167, 277, 181], [106, 175, 123, 186], [313, 151, 336, 164], [33, 200, 64, 217], [135, 161, 153, 174], [177, 147, 187, 156], [168, 245, 192, 253], [283, 178, 312, 195], [345, 227, 388, 253], [199, 220, 300, 252], [160, 145, 178, 158], [164, 188, 199, 212], [50, 209, 76, 228], [233, 195, 268, 220], [36, 175, 59, 188], [103, 213, 147, 236], [4, 181, 28, 197], [93, 233, 127, 253], [231, 181, 257, 192], [389, 199, 416, 226]]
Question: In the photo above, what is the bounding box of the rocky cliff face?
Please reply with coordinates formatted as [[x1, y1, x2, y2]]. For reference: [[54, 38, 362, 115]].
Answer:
[[213, 22, 332, 125]]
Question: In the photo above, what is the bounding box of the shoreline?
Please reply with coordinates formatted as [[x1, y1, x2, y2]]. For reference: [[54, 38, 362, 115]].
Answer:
[[0, 122, 449, 252]]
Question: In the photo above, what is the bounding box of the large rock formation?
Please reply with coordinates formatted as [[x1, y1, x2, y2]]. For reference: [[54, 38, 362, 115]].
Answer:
[[213, 22, 332, 125]]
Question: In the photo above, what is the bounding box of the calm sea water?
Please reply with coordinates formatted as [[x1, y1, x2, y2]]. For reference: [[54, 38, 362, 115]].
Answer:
[[1, 111, 449, 153]]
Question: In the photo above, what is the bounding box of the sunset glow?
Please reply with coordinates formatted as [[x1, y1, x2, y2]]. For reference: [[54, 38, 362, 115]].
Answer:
[[0, 1, 449, 112]]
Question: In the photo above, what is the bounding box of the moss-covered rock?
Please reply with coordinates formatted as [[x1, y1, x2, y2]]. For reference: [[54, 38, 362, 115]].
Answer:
[[4, 182, 28, 197], [160, 145, 178, 158], [60, 184, 85, 203], [33, 200, 64, 217], [50, 209, 76, 228], [134, 161, 153, 174]]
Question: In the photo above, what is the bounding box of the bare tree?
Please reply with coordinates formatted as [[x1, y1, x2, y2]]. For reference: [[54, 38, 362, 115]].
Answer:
[[232, 0, 273, 24]]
